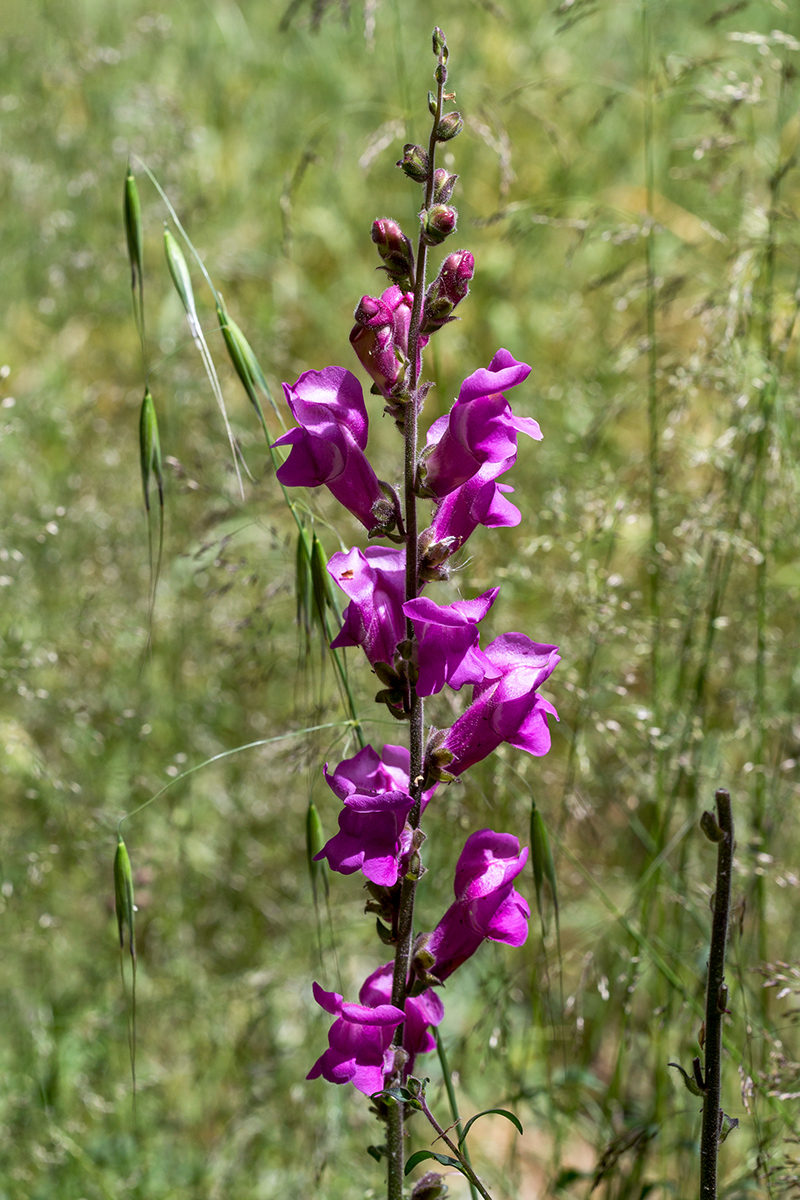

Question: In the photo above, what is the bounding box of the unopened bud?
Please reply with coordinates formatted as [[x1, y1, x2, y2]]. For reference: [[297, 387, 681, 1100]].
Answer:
[[432, 27, 448, 60], [432, 168, 458, 204], [412, 1171, 450, 1200], [397, 143, 429, 183], [371, 218, 415, 285], [421, 249, 474, 333], [420, 204, 457, 246], [435, 111, 463, 142]]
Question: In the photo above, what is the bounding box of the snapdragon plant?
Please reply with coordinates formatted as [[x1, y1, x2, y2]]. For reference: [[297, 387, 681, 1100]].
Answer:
[[119, 28, 560, 1200], [274, 29, 559, 1199]]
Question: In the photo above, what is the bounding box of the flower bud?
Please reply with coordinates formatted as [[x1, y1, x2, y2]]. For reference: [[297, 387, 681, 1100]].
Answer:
[[420, 204, 458, 246], [371, 217, 414, 286], [420, 250, 474, 334], [397, 143, 429, 183], [432, 168, 458, 204], [412, 1172, 449, 1200], [432, 27, 448, 60], [435, 111, 463, 142]]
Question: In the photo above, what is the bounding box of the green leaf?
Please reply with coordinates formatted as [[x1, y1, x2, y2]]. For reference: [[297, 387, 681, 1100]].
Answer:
[[458, 1107, 523, 1147], [668, 1061, 705, 1097], [405, 1151, 462, 1176]]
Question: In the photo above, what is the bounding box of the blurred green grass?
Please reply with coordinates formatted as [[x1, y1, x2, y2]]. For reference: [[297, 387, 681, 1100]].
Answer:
[[2, 0, 800, 1196]]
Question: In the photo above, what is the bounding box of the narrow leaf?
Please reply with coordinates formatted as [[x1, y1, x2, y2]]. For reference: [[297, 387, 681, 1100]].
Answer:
[[668, 1061, 705, 1098], [458, 1107, 523, 1147], [405, 1151, 462, 1176]]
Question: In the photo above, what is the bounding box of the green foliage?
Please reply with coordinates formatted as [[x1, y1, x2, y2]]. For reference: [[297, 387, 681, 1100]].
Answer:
[[2, 0, 800, 1197]]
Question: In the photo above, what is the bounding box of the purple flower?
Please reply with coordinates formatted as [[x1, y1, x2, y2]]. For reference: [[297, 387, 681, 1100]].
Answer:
[[272, 366, 386, 532], [423, 830, 530, 981], [424, 458, 521, 560], [316, 745, 438, 884], [349, 285, 428, 399], [440, 633, 560, 775], [419, 350, 541, 499], [360, 962, 444, 1079], [328, 545, 406, 668], [307, 981, 405, 1095], [317, 748, 416, 886], [403, 588, 500, 696]]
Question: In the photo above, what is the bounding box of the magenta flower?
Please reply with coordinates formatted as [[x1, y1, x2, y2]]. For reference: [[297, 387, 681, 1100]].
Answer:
[[328, 545, 406, 668], [272, 366, 386, 532], [360, 962, 444, 1079], [307, 982, 405, 1095], [423, 830, 530, 981], [425, 458, 521, 557], [440, 633, 560, 775], [349, 285, 428, 398], [403, 588, 500, 696], [317, 747, 416, 886], [317, 745, 438, 884], [419, 349, 541, 498]]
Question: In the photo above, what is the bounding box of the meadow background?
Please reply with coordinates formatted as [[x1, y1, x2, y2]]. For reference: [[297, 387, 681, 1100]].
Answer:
[[2, 0, 800, 1196]]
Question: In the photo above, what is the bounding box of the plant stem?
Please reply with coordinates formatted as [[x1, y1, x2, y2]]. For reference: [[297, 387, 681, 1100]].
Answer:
[[386, 34, 448, 1200], [700, 788, 734, 1200], [416, 1090, 493, 1200], [435, 1029, 480, 1200]]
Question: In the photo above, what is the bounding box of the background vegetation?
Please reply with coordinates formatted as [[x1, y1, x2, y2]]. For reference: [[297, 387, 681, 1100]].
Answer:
[[2, 0, 800, 1195]]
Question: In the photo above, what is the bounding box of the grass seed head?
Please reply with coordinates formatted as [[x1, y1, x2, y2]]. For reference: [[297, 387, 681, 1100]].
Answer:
[[113, 837, 136, 960], [124, 163, 143, 290], [163, 226, 197, 319], [139, 388, 163, 511]]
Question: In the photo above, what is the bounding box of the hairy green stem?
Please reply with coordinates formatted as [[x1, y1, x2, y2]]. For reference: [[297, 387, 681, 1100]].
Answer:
[[700, 788, 734, 1200]]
